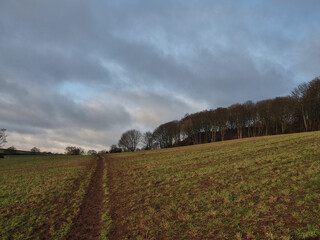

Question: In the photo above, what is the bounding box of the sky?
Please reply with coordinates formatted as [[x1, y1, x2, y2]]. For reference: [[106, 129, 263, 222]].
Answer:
[[0, 0, 320, 153]]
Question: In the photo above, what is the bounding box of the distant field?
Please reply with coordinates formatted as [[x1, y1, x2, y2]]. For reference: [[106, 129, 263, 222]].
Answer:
[[105, 132, 320, 239], [0, 155, 95, 240]]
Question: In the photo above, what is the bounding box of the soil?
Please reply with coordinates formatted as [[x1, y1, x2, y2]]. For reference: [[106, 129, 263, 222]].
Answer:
[[65, 155, 105, 240]]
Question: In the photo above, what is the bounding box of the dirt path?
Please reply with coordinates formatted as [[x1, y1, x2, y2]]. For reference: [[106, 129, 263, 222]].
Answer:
[[66, 155, 105, 240]]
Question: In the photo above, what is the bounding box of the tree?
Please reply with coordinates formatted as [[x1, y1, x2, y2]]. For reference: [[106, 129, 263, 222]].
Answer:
[[0, 129, 7, 147], [5, 146, 16, 154], [243, 101, 257, 137], [215, 108, 229, 141], [207, 110, 218, 142], [118, 129, 141, 152], [228, 103, 246, 139], [180, 115, 196, 145], [291, 82, 310, 131], [199, 110, 214, 143], [153, 121, 180, 148], [98, 150, 108, 154], [65, 146, 85, 155], [113, 76, 317, 150], [30, 147, 41, 153], [87, 150, 97, 155], [256, 99, 272, 135], [270, 97, 295, 134], [109, 144, 122, 153], [142, 131, 153, 150], [305, 77, 320, 130]]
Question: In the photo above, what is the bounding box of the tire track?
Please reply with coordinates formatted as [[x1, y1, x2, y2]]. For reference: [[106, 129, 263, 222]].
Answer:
[[66, 155, 104, 240]]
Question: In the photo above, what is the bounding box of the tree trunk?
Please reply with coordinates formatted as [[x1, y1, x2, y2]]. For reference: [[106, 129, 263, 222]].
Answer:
[[211, 128, 217, 142], [301, 106, 308, 131]]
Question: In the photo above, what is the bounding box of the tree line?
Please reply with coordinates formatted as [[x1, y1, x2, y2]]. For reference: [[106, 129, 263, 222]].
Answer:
[[1, 77, 319, 154], [114, 77, 320, 152]]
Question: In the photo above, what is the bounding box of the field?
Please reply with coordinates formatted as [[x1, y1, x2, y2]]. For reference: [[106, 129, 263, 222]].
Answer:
[[105, 132, 320, 240], [0, 131, 320, 239], [0, 155, 95, 239]]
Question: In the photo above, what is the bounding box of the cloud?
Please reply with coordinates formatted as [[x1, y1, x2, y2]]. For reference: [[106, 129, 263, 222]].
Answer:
[[0, 0, 319, 152], [107, 88, 207, 130]]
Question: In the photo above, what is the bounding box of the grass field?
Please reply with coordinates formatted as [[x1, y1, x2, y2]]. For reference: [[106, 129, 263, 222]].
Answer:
[[105, 131, 320, 239], [1, 132, 319, 239], [0, 154, 95, 240]]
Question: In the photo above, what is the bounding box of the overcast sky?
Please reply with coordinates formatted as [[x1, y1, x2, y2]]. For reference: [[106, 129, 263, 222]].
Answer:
[[1, 0, 319, 153]]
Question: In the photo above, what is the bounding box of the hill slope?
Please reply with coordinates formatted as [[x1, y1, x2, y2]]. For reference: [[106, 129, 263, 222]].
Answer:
[[105, 132, 320, 239]]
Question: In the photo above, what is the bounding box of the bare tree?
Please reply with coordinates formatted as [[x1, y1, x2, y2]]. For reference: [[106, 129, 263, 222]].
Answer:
[[153, 121, 180, 148], [215, 107, 229, 141], [180, 115, 196, 145], [199, 110, 213, 143], [30, 147, 41, 153], [118, 129, 142, 152], [256, 99, 272, 136], [98, 149, 108, 154], [5, 146, 16, 154], [109, 144, 122, 153], [0, 129, 7, 147], [228, 104, 246, 139], [207, 110, 218, 142], [269, 97, 295, 134], [65, 146, 85, 155], [243, 101, 257, 138], [305, 77, 320, 130], [292, 82, 310, 131], [87, 150, 97, 155], [142, 131, 153, 150]]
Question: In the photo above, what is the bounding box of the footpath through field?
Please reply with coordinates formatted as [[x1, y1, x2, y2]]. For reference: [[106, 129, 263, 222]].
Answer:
[[66, 155, 105, 240]]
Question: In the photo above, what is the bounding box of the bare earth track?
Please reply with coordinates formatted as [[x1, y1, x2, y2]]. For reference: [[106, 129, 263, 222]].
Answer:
[[66, 155, 104, 240]]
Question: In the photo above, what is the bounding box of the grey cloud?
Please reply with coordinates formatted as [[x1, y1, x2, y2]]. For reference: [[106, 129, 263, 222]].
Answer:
[[108, 89, 204, 129], [0, 36, 110, 86], [293, 32, 320, 81], [0, 83, 132, 132], [190, 48, 294, 105], [0, 78, 28, 96], [0, 0, 319, 151]]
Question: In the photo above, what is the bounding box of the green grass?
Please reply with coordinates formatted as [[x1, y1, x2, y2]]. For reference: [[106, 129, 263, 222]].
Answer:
[[0, 154, 95, 240], [1, 132, 319, 239], [105, 131, 320, 239]]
